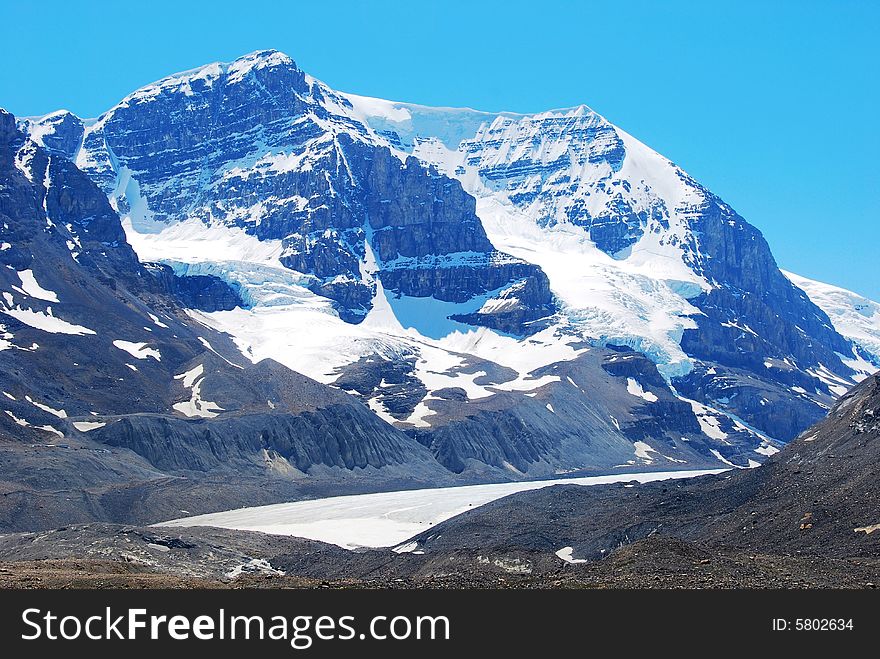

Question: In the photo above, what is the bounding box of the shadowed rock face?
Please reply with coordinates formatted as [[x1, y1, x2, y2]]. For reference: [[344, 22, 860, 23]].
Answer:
[[673, 198, 854, 439], [0, 109, 455, 531], [145, 262, 242, 312]]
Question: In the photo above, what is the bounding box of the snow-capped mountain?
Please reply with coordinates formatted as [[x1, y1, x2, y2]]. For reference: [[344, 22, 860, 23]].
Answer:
[[14, 49, 871, 479]]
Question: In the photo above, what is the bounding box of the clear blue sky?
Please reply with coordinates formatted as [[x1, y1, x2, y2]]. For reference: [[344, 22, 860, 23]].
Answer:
[[2, 0, 877, 298]]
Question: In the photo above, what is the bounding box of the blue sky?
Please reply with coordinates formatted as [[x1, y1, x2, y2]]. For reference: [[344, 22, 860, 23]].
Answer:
[[2, 0, 877, 298]]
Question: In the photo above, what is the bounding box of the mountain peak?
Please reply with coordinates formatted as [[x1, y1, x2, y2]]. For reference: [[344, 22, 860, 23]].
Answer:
[[234, 48, 294, 64], [226, 49, 298, 82], [114, 49, 299, 110]]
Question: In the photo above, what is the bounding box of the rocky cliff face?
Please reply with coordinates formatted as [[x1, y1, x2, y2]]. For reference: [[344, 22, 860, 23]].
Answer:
[[673, 196, 855, 438], [459, 107, 635, 253]]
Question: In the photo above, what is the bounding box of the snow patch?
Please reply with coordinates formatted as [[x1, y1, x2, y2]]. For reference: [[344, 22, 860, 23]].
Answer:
[[148, 313, 170, 329], [555, 546, 589, 564], [175, 364, 204, 388], [626, 378, 658, 403], [225, 558, 285, 579], [710, 449, 739, 468], [173, 364, 223, 418], [4, 410, 29, 427], [73, 421, 106, 432], [0, 306, 96, 335], [17, 270, 59, 302], [687, 398, 729, 441], [113, 340, 161, 361], [25, 396, 67, 418], [367, 397, 398, 425]]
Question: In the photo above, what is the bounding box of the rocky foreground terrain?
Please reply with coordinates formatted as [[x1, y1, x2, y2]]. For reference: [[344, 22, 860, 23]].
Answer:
[[0, 372, 877, 588], [0, 526, 876, 589]]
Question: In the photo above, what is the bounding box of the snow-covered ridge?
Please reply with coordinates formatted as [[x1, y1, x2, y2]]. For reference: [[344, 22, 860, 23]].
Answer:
[[113, 50, 295, 107], [343, 93, 526, 150], [783, 271, 880, 374]]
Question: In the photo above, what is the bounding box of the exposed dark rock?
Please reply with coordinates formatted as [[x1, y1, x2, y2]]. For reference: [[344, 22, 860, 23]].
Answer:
[[333, 354, 427, 420], [673, 198, 853, 439], [145, 262, 242, 312], [404, 349, 767, 477]]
